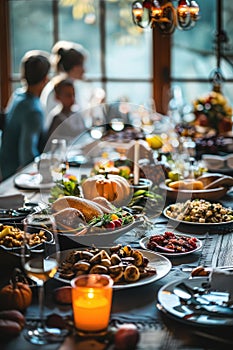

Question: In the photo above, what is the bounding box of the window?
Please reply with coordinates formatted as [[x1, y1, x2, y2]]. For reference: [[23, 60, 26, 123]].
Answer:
[[4, 0, 153, 108], [1, 0, 232, 117], [171, 0, 233, 114]]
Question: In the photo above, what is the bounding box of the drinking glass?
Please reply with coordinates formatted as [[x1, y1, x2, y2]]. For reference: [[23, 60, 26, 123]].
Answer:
[[21, 213, 66, 345], [50, 138, 67, 181]]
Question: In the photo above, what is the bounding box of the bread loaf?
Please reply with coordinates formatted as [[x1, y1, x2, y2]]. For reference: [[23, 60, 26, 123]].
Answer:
[[168, 180, 204, 190], [51, 196, 103, 222]]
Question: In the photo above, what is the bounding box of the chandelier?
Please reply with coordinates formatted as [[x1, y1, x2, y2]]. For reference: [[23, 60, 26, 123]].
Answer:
[[132, 0, 200, 34]]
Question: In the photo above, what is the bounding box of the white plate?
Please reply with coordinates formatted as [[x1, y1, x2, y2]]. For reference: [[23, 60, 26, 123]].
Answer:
[[55, 248, 172, 290], [163, 204, 233, 233], [158, 277, 233, 327], [14, 173, 54, 190], [58, 218, 139, 247], [139, 234, 202, 257]]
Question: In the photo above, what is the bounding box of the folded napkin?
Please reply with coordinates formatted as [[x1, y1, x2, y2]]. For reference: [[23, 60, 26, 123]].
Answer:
[[210, 268, 233, 303], [0, 193, 25, 209]]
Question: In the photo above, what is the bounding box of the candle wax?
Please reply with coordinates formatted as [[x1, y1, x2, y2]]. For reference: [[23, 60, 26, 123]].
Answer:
[[73, 295, 110, 331]]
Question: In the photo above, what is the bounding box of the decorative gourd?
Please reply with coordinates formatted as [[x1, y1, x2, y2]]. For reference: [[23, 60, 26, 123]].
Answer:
[[0, 275, 32, 311], [82, 174, 132, 207]]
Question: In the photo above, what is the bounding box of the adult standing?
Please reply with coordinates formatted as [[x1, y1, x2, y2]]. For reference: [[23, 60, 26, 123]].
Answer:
[[0, 51, 50, 180], [41, 40, 104, 130]]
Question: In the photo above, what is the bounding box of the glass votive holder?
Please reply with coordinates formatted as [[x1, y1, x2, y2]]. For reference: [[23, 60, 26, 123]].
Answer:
[[71, 274, 113, 337], [130, 178, 153, 193]]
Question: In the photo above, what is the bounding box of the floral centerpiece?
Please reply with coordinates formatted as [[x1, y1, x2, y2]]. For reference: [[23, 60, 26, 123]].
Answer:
[[193, 91, 233, 135]]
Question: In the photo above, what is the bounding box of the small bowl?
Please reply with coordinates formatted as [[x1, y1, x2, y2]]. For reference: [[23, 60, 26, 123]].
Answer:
[[130, 178, 153, 193]]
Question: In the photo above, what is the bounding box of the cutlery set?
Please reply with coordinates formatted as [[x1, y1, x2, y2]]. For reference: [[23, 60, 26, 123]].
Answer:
[[173, 282, 233, 319]]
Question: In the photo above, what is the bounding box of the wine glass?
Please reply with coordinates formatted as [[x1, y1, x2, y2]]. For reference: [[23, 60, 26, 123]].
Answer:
[[21, 213, 66, 345], [50, 138, 68, 181]]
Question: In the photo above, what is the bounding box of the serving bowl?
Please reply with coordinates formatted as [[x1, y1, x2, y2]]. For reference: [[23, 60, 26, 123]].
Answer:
[[0, 223, 54, 255], [159, 182, 228, 201], [57, 218, 139, 247]]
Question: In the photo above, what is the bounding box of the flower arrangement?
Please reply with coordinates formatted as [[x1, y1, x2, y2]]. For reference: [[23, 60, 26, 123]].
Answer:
[[193, 91, 233, 135]]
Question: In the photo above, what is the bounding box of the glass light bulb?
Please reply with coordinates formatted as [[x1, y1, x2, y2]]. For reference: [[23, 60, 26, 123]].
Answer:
[[177, 0, 191, 29], [189, 0, 200, 20], [151, 0, 162, 19], [132, 1, 144, 22]]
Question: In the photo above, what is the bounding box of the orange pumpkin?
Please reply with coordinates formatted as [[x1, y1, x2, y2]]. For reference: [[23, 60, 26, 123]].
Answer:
[[0, 280, 32, 311], [82, 174, 132, 207]]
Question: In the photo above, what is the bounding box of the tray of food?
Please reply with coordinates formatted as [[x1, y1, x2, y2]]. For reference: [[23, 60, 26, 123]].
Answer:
[[140, 231, 202, 257], [163, 199, 233, 233], [55, 245, 172, 290]]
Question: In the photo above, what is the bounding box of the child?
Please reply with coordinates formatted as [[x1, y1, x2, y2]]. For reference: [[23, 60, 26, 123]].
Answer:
[[46, 77, 85, 143]]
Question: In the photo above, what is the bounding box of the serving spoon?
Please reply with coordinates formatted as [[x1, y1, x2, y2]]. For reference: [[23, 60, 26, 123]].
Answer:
[[200, 175, 233, 190]]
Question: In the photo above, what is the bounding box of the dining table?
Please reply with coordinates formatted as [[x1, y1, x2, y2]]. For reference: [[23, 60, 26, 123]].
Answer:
[[0, 156, 233, 350]]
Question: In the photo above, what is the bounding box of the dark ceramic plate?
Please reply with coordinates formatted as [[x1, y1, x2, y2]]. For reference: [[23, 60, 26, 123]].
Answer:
[[0, 207, 34, 223], [158, 277, 233, 327], [0, 223, 54, 254]]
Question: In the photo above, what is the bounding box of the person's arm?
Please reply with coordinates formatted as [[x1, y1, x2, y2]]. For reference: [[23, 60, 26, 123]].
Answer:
[[19, 110, 43, 167]]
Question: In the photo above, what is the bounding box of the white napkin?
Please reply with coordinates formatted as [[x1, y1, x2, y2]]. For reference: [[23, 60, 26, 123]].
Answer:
[[0, 193, 25, 209], [210, 268, 233, 303]]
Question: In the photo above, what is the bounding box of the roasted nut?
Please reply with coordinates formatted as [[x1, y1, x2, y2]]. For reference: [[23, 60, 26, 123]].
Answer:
[[191, 266, 210, 277], [100, 250, 111, 260], [109, 265, 124, 282], [131, 250, 144, 267], [89, 251, 103, 264], [124, 265, 140, 282], [109, 244, 122, 253], [121, 245, 132, 257], [73, 261, 90, 272], [73, 251, 94, 262], [111, 253, 122, 265], [89, 265, 108, 274], [101, 259, 111, 268]]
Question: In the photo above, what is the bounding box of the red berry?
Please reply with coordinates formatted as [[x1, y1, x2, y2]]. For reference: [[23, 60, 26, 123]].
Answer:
[[112, 219, 122, 228], [105, 221, 115, 229]]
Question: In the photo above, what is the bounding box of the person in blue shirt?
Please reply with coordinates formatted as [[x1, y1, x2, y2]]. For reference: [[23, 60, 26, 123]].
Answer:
[[0, 51, 50, 181]]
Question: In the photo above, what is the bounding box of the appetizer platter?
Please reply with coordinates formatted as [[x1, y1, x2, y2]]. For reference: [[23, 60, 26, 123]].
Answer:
[[163, 199, 233, 233], [55, 245, 172, 290], [140, 231, 202, 257]]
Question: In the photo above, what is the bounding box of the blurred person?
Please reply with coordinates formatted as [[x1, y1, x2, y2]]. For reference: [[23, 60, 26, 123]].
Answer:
[[41, 40, 105, 129], [0, 50, 50, 180], [46, 77, 85, 142]]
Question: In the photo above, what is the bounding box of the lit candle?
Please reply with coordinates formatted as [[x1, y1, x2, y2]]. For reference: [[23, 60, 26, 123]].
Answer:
[[133, 140, 140, 185], [71, 274, 113, 334]]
